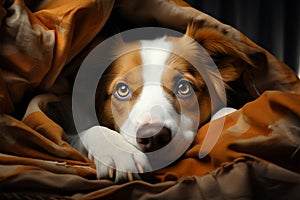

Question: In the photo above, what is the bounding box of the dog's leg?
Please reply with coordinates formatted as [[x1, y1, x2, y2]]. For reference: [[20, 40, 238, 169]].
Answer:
[[77, 126, 151, 182]]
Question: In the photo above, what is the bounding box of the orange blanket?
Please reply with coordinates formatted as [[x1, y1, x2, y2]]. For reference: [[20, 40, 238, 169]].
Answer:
[[0, 0, 299, 199]]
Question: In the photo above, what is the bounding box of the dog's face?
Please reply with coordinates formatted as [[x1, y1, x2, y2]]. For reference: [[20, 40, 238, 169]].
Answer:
[[96, 25, 264, 153]]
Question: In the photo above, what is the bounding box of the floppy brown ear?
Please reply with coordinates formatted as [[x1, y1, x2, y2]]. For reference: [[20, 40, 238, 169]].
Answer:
[[185, 23, 267, 84]]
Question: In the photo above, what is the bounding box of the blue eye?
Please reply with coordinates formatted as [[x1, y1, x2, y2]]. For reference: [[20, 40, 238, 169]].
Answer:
[[114, 82, 132, 100], [176, 79, 193, 98]]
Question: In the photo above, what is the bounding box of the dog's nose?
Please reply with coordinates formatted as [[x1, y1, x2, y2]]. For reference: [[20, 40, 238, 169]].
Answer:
[[136, 124, 171, 152]]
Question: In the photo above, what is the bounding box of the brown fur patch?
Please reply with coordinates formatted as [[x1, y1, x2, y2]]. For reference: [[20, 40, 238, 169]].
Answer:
[[96, 43, 143, 131]]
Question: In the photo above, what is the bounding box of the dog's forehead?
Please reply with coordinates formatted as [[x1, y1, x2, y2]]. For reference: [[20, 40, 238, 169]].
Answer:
[[112, 43, 142, 73], [110, 36, 201, 85], [110, 37, 172, 81], [139, 37, 174, 84]]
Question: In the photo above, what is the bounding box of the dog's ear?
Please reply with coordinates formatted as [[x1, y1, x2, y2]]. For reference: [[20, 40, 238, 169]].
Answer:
[[185, 22, 267, 84]]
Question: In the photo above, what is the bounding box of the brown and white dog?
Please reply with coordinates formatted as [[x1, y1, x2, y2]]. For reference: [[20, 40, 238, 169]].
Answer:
[[40, 23, 263, 182]]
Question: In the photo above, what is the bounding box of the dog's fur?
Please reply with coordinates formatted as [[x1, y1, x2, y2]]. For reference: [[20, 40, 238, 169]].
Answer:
[[45, 24, 264, 182]]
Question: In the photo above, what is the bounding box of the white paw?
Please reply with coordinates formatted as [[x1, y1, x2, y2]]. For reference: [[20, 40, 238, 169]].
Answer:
[[79, 126, 151, 182]]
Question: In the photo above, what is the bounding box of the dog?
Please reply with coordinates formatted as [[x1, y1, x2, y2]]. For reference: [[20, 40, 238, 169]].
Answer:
[[40, 23, 264, 182]]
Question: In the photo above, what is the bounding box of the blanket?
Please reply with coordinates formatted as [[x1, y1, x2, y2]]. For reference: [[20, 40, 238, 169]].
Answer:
[[0, 0, 299, 199]]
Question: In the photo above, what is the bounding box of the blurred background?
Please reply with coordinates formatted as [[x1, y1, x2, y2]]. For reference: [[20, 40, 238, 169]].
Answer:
[[185, 0, 300, 77]]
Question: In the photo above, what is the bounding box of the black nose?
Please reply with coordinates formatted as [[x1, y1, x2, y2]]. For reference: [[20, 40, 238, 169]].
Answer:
[[136, 124, 172, 152]]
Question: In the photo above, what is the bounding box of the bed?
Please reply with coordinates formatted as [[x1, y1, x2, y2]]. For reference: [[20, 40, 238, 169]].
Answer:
[[0, 0, 299, 199]]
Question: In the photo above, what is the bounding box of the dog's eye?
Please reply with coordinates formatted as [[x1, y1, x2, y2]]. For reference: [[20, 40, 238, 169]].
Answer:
[[176, 79, 193, 98], [114, 82, 132, 100]]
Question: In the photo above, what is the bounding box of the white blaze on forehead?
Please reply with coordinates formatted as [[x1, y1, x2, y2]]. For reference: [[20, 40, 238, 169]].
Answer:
[[140, 37, 173, 83], [119, 37, 179, 146], [138, 37, 174, 125]]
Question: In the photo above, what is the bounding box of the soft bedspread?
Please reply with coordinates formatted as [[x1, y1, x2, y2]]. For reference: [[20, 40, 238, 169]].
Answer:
[[0, 0, 300, 199]]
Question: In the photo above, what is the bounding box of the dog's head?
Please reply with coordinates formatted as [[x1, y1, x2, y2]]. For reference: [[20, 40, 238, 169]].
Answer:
[[95, 24, 265, 153]]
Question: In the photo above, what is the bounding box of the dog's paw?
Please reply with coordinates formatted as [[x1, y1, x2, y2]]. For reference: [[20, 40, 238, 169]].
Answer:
[[79, 126, 151, 182]]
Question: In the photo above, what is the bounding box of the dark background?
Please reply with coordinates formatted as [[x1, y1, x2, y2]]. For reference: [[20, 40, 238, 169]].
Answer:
[[185, 0, 300, 77]]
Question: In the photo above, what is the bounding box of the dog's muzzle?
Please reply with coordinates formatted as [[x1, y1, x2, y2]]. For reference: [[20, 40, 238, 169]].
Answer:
[[136, 124, 172, 152]]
